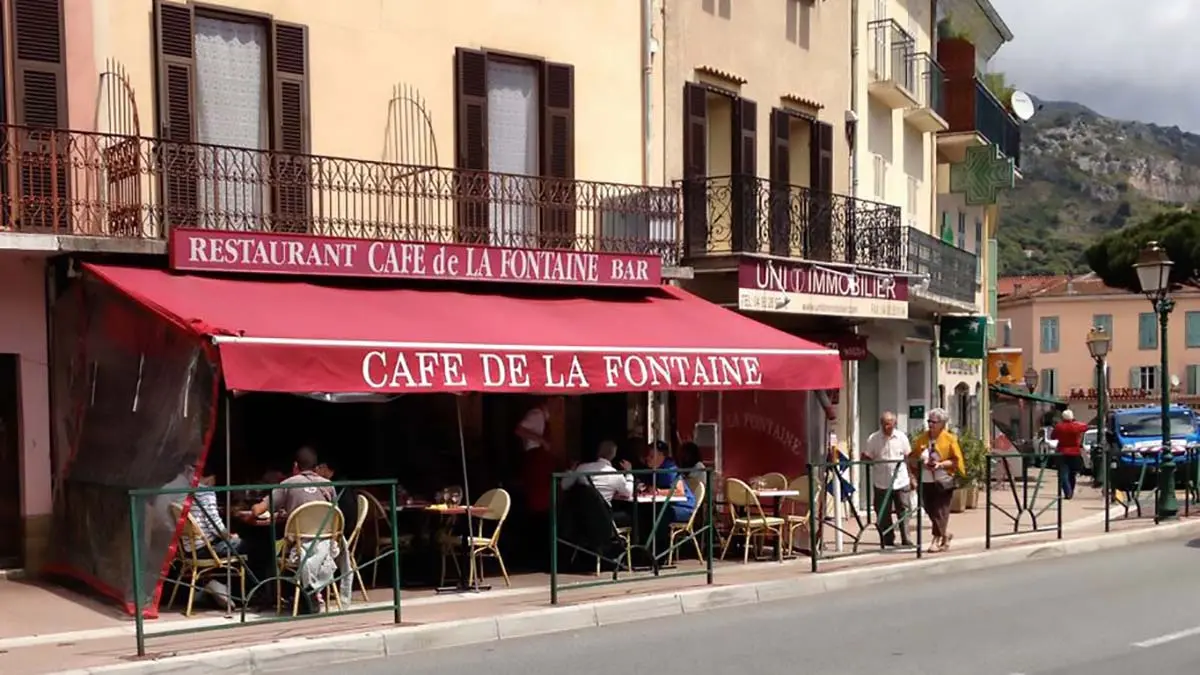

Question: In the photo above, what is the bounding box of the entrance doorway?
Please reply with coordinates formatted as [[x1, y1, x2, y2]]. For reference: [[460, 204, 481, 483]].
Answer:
[[0, 355, 22, 568]]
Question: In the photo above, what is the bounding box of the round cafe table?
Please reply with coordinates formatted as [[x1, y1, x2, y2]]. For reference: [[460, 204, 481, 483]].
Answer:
[[427, 505, 490, 593]]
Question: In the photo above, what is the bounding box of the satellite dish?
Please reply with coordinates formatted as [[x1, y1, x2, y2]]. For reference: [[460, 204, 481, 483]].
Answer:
[[1010, 90, 1036, 121], [1171, 374, 1181, 388]]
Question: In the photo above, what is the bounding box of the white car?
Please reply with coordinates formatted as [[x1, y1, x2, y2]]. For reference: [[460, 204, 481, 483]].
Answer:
[[1081, 428, 1098, 474]]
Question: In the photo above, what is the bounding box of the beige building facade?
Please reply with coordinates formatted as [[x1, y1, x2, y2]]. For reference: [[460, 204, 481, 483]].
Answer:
[[999, 274, 1200, 427]]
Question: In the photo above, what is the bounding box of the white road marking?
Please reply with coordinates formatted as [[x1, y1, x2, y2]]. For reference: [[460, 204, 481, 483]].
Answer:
[[1133, 625, 1200, 648]]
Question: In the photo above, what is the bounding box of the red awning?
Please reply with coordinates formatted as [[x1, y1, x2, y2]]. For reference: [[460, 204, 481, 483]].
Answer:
[[85, 264, 841, 394]]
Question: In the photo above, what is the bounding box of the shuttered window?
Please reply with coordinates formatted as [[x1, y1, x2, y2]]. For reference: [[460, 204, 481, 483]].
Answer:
[[1138, 312, 1158, 350], [808, 119, 835, 260], [1039, 316, 1059, 353], [1187, 365, 1200, 396], [1186, 311, 1200, 348], [11, 0, 69, 231], [729, 97, 757, 252], [153, 0, 311, 233], [453, 48, 575, 248], [681, 82, 709, 256], [768, 108, 792, 257]]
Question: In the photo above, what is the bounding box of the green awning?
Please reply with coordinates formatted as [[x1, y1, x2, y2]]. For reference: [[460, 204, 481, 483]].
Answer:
[[989, 384, 1067, 408]]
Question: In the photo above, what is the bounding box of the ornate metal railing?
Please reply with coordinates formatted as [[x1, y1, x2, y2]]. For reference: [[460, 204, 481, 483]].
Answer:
[[678, 175, 904, 270], [905, 226, 977, 304], [0, 125, 682, 264]]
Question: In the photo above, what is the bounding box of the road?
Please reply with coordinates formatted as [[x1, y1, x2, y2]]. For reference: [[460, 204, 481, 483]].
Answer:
[[290, 536, 1200, 675]]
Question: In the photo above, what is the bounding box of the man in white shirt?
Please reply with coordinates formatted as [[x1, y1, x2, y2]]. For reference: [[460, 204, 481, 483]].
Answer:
[[563, 440, 634, 525], [862, 411, 913, 547]]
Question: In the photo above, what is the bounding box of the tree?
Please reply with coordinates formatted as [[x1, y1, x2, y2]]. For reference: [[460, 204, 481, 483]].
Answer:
[[1085, 209, 1200, 291]]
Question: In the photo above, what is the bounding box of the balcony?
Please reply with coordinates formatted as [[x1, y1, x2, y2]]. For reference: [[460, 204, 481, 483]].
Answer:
[[936, 38, 1021, 166], [0, 125, 683, 264], [868, 20, 919, 110], [905, 226, 977, 306], [679, 175, 904, 270], [904, 53, 949, 133]]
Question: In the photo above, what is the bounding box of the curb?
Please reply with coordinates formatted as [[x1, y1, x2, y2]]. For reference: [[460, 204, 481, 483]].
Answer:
[[69, 519, 1200, 675]]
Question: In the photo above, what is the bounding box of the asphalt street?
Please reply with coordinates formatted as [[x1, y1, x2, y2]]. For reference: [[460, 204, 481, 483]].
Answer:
[[288, 536, 1200, 675]]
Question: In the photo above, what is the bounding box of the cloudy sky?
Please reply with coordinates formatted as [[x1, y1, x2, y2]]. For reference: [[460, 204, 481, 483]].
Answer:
[[989, 0, 1200, 131]]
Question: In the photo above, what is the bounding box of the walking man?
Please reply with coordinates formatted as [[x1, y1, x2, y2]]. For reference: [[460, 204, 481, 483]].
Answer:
[[862, 411, 913, 547]]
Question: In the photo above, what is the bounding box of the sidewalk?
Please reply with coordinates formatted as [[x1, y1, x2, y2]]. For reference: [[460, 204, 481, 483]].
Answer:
[[3, 482, 1187, 675]]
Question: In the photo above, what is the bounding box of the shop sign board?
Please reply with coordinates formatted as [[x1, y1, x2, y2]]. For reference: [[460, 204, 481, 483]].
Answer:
[[169, 229, 663, 288], [736, 258, 908, 320]]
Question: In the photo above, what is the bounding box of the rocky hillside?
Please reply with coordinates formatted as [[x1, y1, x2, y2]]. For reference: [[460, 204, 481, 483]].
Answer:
[[996, 99, 1200, 275]]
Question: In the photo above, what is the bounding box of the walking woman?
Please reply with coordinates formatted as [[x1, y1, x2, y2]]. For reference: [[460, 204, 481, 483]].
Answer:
[[908, 408, 964, 553]]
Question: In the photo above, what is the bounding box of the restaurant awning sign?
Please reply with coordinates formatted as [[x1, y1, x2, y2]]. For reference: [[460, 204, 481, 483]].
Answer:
[[939, 315, 987, 359], [168, 229, 663, 288], [736, 258, 908, 320]]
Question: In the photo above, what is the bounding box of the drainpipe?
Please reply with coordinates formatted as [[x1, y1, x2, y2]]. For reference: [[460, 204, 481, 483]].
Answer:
[[847, 0, 862, 503], [642, 0, 654, 186]]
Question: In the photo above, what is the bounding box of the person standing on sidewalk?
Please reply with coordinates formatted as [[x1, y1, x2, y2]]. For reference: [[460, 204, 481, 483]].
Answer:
[[1051, 410, 1088, 500], [862, 411, 912, 548], [909, 408, 964, 553]]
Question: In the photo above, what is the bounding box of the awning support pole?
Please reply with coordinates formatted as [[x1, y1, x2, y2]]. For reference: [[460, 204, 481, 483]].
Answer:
[[456, 396, 478, 590]]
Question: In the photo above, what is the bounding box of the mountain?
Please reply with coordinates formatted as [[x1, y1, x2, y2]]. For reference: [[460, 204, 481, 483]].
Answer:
[[996, 99, 1200, 276]]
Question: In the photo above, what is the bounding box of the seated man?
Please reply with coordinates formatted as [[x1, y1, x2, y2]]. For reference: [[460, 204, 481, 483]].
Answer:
[[641, 441, 696, 524], [250, 446, 335, 519], [562, 440, 635, 526], [176, 466, 244, 609]]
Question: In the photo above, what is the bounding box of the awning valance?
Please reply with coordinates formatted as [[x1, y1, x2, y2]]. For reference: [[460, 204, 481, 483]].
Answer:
[[86, 264, 843, 394]]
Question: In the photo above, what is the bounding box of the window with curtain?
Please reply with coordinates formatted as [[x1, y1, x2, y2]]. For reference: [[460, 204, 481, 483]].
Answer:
[[486, 60, 540, 247], [1039, 316, 1059, 353], [1138, 312, 1158, 350], [193, 16, 268, 230], [1186, 312, 1200, 348], [1187, 365, 1200, 396]]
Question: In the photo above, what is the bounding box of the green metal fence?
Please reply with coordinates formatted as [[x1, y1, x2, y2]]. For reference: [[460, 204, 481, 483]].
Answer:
[[984, 452, 1063, 548], [807, 459, 923, 572], [128, 479, 401, 656], [1101, 447, 1200, 530], [549, 468, 714, 605]]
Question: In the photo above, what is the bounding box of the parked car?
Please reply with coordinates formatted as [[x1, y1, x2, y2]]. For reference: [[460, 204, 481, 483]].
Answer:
[[1081, 427, 1098, 475]]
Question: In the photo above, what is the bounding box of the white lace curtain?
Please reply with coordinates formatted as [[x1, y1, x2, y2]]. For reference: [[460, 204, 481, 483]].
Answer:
[[193, 16, 267, 230], [486, 60, 539, 247]]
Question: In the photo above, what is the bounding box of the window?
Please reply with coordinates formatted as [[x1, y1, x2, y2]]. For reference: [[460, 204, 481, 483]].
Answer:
[[1132, 366, 1159, 392], [1093, 314, 1113, 347], [1187, 311, 1200, 348], [873, 154, 887, 198], [457, 49, 575, 248], [957, 211, 966, 248], [1188, 365, 1200, 396], [974, 217, 982, 255], [1039, 368, 1057, 397], [1039, 316, 1059, 353], [155, 1, 311, 232], [906, 176, 918, 217], [1002, 320, 1012, 348], [1138, 312, 1158, 350]]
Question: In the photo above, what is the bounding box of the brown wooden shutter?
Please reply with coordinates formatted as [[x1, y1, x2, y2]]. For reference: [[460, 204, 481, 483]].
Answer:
[[11, 0, 69, 232], [729, 97, 757, 252], [454, 47, 489, 243], [807, 120, 835, 261], [768, 109, 791, 257], [270, 21, 311, 233], [681, 82, 708, 255], [539, 61, 575, 249], [154, 0, 197, 230]]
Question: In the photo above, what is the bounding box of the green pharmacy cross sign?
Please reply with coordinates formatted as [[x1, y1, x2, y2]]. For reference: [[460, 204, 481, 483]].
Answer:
[[949, 145, 1016, 206]]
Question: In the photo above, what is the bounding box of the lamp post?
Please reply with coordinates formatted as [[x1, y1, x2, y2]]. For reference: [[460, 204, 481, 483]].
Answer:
[[1024, 366, 1039, 446], [1086, 326, 1111, 488], [1134, 241, 1177, 521]]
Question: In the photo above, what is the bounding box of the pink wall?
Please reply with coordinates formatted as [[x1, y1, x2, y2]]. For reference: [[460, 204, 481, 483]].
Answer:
[[0, 254, 51, 518], [64, 0, 98, 131]]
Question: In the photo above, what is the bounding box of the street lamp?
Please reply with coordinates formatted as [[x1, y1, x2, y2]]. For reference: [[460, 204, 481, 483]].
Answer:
[[1086, 326, 1111, 488], [1024, 366, 1039, 446], [1134, 241, 1177, 521]]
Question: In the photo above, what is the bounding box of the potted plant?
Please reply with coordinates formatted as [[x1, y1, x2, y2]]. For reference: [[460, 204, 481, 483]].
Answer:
[[959, 432, 990, 510], [936, 14, 976, 76]]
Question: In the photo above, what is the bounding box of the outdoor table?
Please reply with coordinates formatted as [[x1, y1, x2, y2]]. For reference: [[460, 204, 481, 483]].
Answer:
[[752, 489, 799, 517], [613, 494, 687, 572], [427, 505, 490, 593]]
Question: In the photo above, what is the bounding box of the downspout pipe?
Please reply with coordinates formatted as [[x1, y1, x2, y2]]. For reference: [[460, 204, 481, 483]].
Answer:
[[641, 0, 654, 186], [847, 0, 862, 497]]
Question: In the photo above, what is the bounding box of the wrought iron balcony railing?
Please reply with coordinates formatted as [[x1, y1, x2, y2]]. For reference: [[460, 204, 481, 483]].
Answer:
[[679, 175, 904, 270], [0, 125, 682, 264], [905, 226, 977, 305]]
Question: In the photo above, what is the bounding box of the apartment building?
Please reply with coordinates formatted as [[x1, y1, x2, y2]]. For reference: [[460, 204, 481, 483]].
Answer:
[[0, 0, 670, 571], [999, 274, 1200, 429]]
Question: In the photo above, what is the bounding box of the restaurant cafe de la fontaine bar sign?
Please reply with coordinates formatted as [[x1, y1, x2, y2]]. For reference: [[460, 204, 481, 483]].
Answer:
[[169, 229, 662, 287], [736, 257, 909, 320]]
